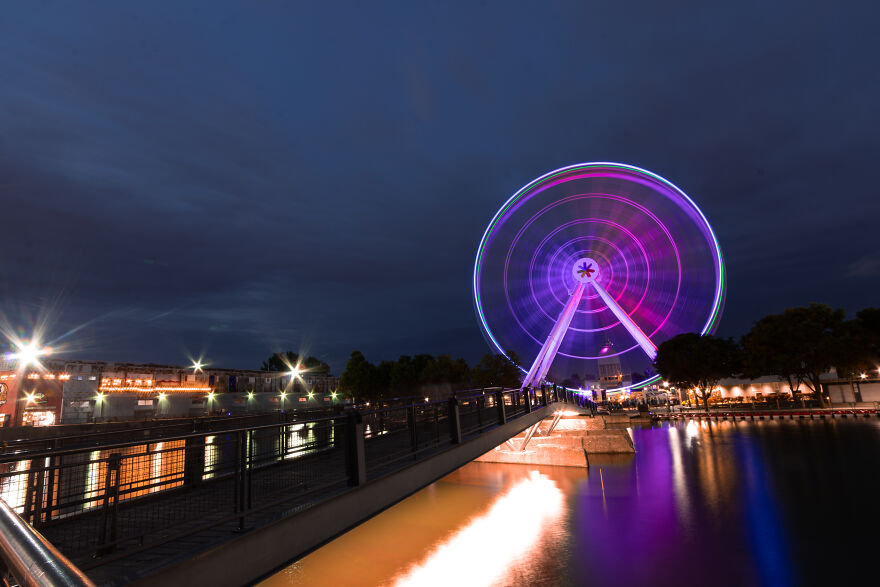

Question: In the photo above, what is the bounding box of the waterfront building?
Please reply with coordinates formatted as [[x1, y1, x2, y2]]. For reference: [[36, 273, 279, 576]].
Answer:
[[0, 359, 341, 427]]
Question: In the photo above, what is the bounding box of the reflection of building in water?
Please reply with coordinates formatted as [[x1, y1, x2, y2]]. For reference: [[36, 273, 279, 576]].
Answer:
[[0, 359, 343, 426]]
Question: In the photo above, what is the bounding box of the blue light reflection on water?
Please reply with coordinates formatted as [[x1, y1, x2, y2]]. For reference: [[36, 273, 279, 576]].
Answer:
[[736, 429, 796, 586], [263, 418, 880, 586], [577, 419, 880, 586]]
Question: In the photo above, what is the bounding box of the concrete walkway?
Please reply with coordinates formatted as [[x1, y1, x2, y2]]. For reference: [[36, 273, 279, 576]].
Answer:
[[476, 410, 634, 468]]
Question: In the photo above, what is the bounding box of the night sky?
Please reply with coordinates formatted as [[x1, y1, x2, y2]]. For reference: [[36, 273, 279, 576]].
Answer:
[[2, 2, 879, 373]]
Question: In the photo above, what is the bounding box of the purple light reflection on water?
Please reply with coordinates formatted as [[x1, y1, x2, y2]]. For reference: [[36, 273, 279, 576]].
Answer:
[[263, 420, 879, 587]]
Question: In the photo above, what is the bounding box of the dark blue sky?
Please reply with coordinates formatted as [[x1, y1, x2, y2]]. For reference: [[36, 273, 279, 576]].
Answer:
[[1, 1, 878, 373]]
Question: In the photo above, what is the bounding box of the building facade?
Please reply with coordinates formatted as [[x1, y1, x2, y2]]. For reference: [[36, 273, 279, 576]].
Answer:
[[0, 359, 341, 427]]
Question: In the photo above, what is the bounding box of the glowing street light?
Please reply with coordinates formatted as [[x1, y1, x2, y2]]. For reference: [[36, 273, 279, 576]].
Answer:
[[192, 359, 204, 373], [247, 391, 255, 400], [207, 391, 215, 401], [158, 392, 167, 400], [24, 391, 36, 405], [289, 366, 302, 379], [7, 340, 52, 369], [307, 391, 314, 400], [330, 391, 338, 400], [859, 373, 867, 379]]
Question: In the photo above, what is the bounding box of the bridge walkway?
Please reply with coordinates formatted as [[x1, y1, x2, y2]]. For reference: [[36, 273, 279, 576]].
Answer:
[[0, 387, 570, 586]]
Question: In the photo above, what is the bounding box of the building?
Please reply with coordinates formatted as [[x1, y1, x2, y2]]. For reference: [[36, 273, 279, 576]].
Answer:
[[0, 359, 342, 427]]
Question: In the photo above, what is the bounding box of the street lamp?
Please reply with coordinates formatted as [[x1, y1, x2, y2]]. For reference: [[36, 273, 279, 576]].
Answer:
[[95, 392, 105, 420], [7, 339, 51, 369]]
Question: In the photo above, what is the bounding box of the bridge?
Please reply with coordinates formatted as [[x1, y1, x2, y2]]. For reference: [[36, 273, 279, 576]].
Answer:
[[0, 387, 576, 586]]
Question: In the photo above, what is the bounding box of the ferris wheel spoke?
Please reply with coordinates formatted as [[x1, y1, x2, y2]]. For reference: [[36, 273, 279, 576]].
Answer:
[[521, 283, 585, 388], [590, 280, 658, 361]]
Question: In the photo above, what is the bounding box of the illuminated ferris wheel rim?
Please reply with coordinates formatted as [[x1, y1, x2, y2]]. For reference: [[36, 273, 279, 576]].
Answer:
[[472, 161, 726, 389]]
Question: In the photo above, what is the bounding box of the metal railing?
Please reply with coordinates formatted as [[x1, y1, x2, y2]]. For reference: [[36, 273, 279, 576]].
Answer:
[[0, 498, 95, 587], [0, 386, 567, 581]]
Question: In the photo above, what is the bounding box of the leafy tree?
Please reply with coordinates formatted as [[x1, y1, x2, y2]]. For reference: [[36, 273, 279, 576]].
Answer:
[[420, 355, 470, 387], [654, 333, 741, 411], [742, 314, 807, 397], [856, 307, 880, 362], [783, 304, 847, 406], [390, 356, 419, 395], [471, 353, 522, 389], [832, 319, 876, 380], [339, 351, 377, 402]]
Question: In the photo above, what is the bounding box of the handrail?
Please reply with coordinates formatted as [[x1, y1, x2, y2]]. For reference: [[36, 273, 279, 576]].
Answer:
[[0, 406, 339, 450], [0, 389, 534, 463], [0, 499, 95, 587]]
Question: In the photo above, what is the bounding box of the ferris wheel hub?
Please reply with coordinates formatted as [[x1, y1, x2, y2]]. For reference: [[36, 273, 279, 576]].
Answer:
[[572, 257, 600, 284]]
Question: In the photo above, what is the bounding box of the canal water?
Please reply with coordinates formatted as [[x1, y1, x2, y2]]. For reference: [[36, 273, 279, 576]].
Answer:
[[260, 418, 880, 586]]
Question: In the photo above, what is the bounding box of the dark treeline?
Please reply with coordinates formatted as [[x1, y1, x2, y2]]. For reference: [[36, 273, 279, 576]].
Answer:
[[655, 304, 880, 410], [339, 351, 521, 403]]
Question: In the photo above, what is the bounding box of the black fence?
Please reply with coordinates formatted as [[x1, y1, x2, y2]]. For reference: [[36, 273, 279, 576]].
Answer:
[[0, 386, 566, 579]]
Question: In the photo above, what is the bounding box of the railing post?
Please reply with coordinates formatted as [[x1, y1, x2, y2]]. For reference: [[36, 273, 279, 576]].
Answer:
[[525, 388, 533, 413], [449, 397, 462, 444], [477, 395, 484, 431], [345, 411, 366, 486], [407, 405, 418, 456], [541, 384, 548, 407], [495, 390, 507, 425], [184, 435, 206, 486], [96, 453, 122, 556], [43, 439, 58, 525], [235, 430, 250, 532]]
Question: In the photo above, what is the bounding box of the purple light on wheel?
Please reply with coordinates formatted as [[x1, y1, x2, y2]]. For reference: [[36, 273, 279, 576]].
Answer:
[[473, 162, 725, 391]]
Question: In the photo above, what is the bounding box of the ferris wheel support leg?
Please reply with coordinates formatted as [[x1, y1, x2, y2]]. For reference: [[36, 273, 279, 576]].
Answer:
[[590, 281, 658, 361], [521, 283, 585, 389]]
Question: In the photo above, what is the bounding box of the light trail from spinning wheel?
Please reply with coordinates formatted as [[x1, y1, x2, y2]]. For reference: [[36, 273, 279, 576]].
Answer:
[[473, 163, 725, 392]]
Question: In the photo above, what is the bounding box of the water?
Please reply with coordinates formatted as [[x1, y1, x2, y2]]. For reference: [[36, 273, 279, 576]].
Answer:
[[260, 418, 880, 586]]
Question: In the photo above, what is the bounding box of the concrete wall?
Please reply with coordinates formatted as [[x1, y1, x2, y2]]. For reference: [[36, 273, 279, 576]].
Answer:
[[827, 381, 880, 403]]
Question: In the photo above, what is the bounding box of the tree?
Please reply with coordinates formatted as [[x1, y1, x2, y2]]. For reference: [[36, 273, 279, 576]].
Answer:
[[742, 314, 807, 398], [339, 351, 376, 402], [420, 355, 470, 388], [390, 356, 419, 395], [832, 319, 876, 380], [783, 304, 847, 407], [856, 307, 880, 363], [654, 333, 741, 411], [471, 353, 522, 389]]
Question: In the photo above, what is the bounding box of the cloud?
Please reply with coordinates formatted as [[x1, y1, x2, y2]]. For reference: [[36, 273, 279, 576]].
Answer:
[[847, 254, 880, 278]]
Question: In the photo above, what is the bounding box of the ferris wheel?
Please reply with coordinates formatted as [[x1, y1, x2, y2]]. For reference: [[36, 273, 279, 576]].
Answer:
[[473, 162, 725, 392]]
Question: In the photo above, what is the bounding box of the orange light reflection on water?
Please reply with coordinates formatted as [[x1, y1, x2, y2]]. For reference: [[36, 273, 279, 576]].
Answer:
[[391, 470, 564, 587], [261, 462, 579, 587]]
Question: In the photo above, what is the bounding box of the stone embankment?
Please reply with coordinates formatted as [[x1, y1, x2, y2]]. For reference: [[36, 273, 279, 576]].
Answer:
[[476, 409, 634, 468]]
